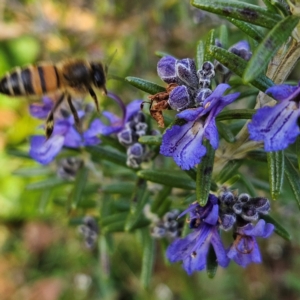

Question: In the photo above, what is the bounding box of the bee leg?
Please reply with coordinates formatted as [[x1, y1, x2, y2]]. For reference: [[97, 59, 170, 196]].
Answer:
[[67, 94, 82, 133], [45, 93, 65, 139], [88, 87, 100, 112]]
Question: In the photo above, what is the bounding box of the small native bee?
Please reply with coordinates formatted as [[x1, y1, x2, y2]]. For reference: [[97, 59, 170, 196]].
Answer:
[[0, 59, 107, 138]]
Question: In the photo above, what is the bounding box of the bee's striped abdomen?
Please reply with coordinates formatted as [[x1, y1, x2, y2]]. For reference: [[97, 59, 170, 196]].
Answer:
[[0, 64, 61, 96]]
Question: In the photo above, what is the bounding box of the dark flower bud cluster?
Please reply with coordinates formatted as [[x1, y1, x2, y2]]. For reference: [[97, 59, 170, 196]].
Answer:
[[117, 111, 150, 168], [78, 216, 99, 249], [157, 56, 216, 111], [219, 189, 270, 231], [166, 191, 274, 273], [57, 157, 84, 180], [151, 209, 183, 239]]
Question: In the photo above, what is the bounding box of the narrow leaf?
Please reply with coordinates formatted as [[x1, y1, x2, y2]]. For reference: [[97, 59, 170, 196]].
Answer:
[[223, 174, 241, 187], [102, 220, 125, 233], [125, 179, 149, 231], [216, 160, 243, 184], [204, 29, 215, 62], [191, 0, 282, 29], [139, 135, 162, 146], [141, 230, 155, 289], [207, 244, 218, 278], [209, 45, 274, 91], [71, 167, 89, 209], [26, 178, 69, 190], [13, 167, 52, 177], [260, 214, 291, 241], [196, 40, 205, 69], [125, 76, 166, 94], [226, 18, 265, 42], [138, 170, 196, 190], [196, 141, 215, 206], [218, 24, 228, 49], [284, 156, 300, 210], [87, 145, 127, 168], [267, 151, 284, 200], [101, 182, 135, 195], [296, 136, 300, 170], [151, 186, 172, 213], [101, 212, 129, 227], [243, 15, 300, 83], [217, 109, 256, 121], [217, 121, 235, 143]]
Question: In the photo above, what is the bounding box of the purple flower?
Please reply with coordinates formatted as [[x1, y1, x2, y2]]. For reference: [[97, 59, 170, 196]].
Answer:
[[248, 83, 300, 151], [227, 219, 274, 267], [160, 84, 240, 170], [29, 98, 100, 165], [166, 195, 229, 275]]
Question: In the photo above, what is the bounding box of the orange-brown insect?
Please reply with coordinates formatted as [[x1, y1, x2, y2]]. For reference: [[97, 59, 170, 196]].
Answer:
[[145, 83, 178, 128], [0, 59, 107, 138]]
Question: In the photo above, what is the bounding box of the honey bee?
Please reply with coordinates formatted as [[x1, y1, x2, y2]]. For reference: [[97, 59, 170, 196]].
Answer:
[[0, 59, 107, 138]]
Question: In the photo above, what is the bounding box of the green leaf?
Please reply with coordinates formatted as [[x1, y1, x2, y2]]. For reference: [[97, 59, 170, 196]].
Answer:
[[102, 220, 125, 233], [296, 136, 300, 170], [226, 18, 265, 42], [87, 145, 128, 168], [284, 156, 300, 210], [13, 166, 53, 177], [217, 109, 256, 121], [137, 170, 196, 190], [26, 177, 69, 190], [101, 212, 129, 227], [151, 186, 172, 214], [139, 135, 162, 146], [140, 230, 155, 289], [125, 179, 150, 231], [243, 15, 300, 82], [204, 29, 215, 62], [209, 45, 274, 91], [217, 121, 235, 143], [267, 151, 284, 200], [196, 141, 215, 206], [101, 182, 135, 195], [155, 50, 173, 58], [260, 214, 291, 241], [71, 167, 89, 209], [263, 0, 290, 16], [223, 174, 241, 187], [207, 244, 218, 278], [191, 0, 282, 29], [215, 160, 243, 184], [125, 76, 165, 94], [196, 40, 205, 70], [218, 24, 228, 49]]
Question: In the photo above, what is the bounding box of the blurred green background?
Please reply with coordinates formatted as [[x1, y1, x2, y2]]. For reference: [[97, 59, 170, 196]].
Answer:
[[0, 1, 300, 299]]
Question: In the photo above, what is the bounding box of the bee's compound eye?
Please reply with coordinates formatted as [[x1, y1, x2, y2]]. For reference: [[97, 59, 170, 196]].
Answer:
[[91, 63, 106, 88]]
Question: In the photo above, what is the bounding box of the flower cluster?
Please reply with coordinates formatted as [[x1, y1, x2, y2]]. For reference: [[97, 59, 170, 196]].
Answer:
[[90, 93, 153, 168], [166, 190, 274, 274], [248, 82, 300, 151], [29, 97, 101, 165], [78, 216, 99, 249], [155, 56, 240, 170], [151, 209, 183, 239], [57, 157, 84, 180]]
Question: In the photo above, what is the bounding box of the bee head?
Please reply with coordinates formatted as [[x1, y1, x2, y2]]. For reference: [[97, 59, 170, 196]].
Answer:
[[90, 62, 107, 92]]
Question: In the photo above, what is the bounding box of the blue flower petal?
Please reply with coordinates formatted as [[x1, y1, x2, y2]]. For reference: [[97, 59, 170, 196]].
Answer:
[[160, 121, 206, 170], [175, 58, 198, 88], [125, 99, 143, 122], [29, 97, 53, 119], [168, 85, 191, 111], [203, 119, 219, 149], [248, 100, 300, 151], [266, 84, 298, 101], [29, 135, 64, 165], [157, 56, 177, 84]]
